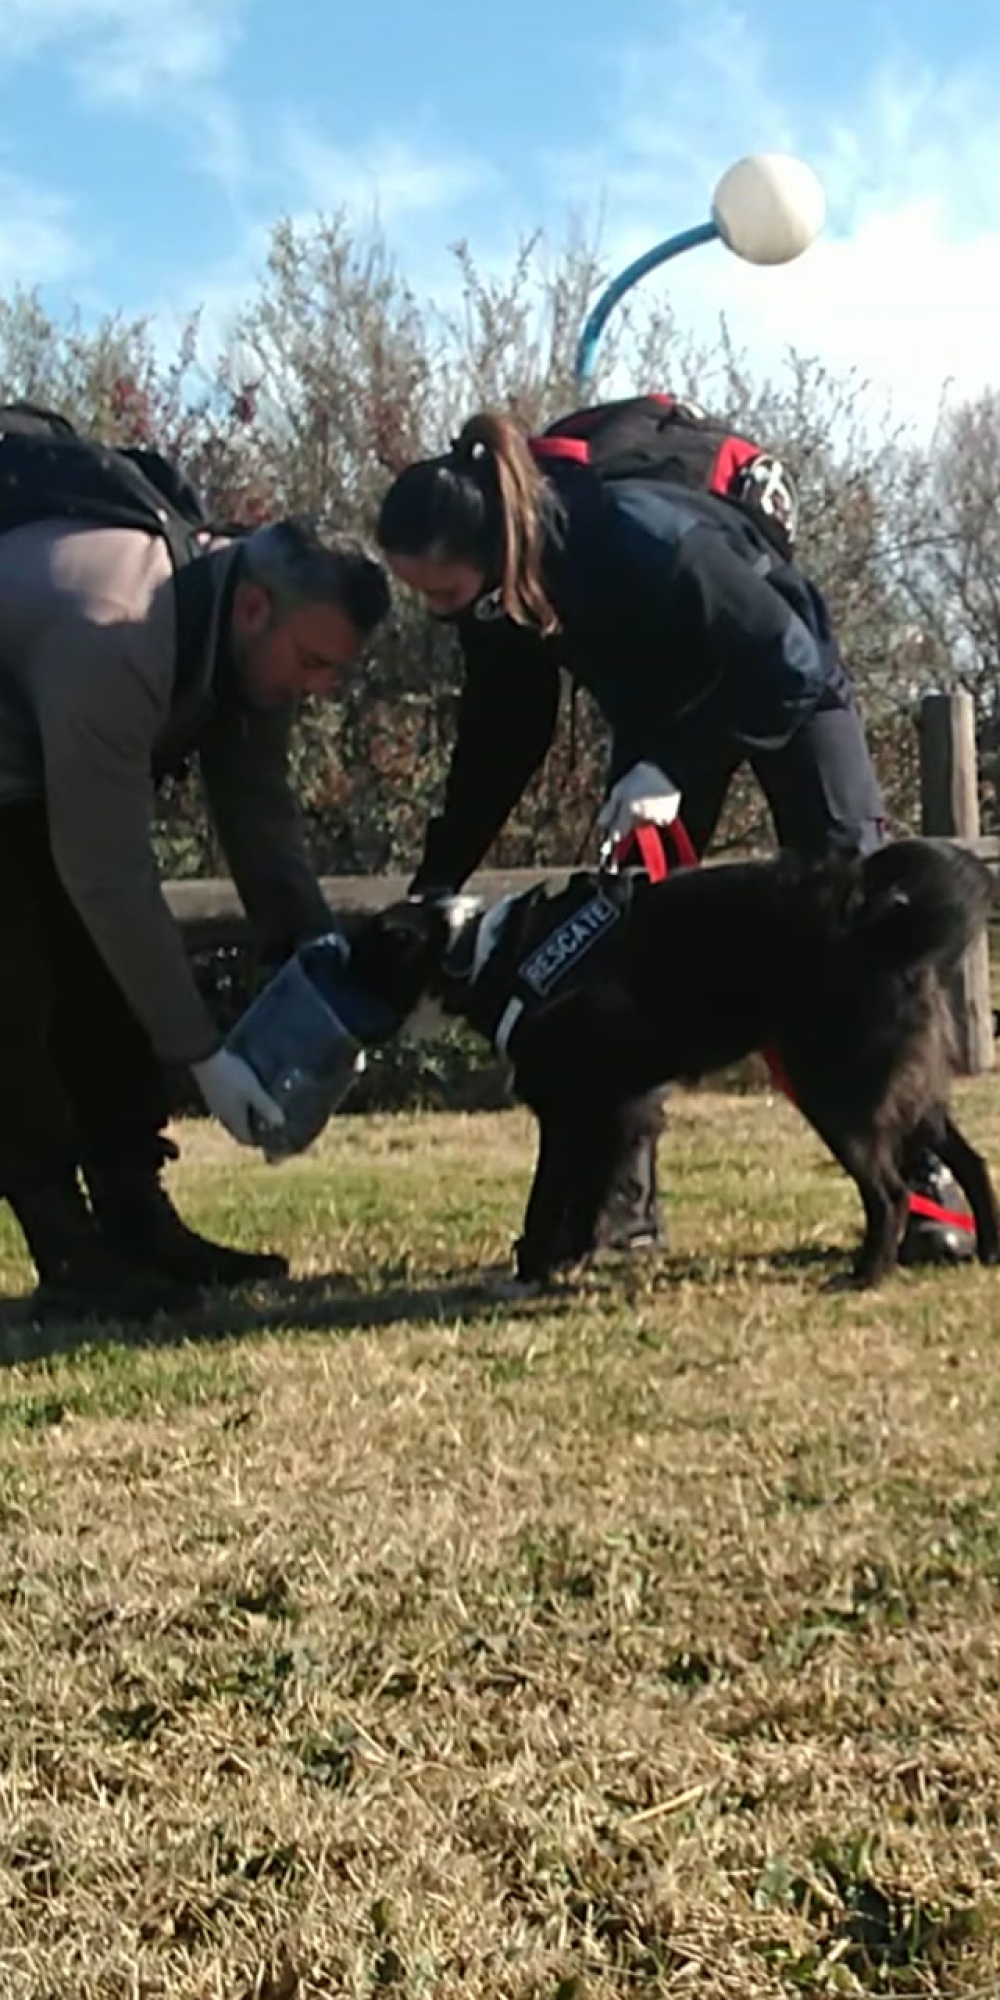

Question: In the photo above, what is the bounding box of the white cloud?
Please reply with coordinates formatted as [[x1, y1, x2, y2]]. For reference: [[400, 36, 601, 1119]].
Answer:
[[0, 168, 89, 285], [278, 127, 496, 228], [0, 0, 240, 105], [0, 0, 246, 210], [0, 2, 491, 231], [541, 8, 1000, 436]]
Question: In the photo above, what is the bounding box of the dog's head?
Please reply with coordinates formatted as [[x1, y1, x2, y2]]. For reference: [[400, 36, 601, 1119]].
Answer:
[[341, 893, 484, 1032]]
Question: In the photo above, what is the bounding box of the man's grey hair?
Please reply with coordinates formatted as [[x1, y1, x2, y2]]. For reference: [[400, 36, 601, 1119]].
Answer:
[[241, 516, 391, 637]]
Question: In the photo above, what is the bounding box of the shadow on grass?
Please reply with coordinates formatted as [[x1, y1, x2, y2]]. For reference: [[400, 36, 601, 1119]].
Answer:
[[661, 1243, 847, 1282], [0, 1268, 560, 1368], [0, 1240, 860, 1369]]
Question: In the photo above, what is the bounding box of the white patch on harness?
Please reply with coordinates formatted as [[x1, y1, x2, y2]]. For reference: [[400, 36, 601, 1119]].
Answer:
[[493, 996, 525, 1057], [471, 894, 518, 981], [441, 893, 484, 939]]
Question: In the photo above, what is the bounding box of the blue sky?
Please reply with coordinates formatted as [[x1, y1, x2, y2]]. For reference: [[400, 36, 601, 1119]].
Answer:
[[2, 0, 999, 430]]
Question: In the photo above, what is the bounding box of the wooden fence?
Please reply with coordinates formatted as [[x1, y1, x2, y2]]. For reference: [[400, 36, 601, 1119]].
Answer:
[[164, 690, 998, 1078], [918, 691, 996, 1075]]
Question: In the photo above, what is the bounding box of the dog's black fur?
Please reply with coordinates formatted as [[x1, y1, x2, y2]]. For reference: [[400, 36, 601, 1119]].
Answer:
[[344, 838, 1000, 1288]]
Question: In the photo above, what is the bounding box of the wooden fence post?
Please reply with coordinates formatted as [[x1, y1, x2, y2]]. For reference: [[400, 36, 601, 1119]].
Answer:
[[918, 689, 995, 1075]]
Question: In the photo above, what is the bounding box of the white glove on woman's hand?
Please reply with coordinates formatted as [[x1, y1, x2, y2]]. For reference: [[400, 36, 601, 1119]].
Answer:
[[597, 761, 683, 845], [191, 1049, 286, 1147]]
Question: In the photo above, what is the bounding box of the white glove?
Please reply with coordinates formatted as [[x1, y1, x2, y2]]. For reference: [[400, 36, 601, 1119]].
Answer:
[[192, 1049, 286, 1148], [597, 761, 682, 846]]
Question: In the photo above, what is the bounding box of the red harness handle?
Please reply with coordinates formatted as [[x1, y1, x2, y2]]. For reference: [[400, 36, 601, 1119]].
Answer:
[[611, 818, 698, 879]]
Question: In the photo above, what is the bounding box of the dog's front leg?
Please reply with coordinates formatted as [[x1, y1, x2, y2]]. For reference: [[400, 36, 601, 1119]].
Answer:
[[559, 1110, 623, 1267], [515, 1112, 579, 1286]]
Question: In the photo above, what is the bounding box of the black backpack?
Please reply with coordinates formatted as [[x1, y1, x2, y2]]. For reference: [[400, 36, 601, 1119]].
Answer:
[[0, 401, 249, 780], [530, 392, 799, 562], [0, 400, 211, 573]]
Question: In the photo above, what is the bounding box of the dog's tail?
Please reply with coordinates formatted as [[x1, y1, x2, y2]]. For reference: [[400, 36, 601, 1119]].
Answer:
[[853, 837, 995, 974]]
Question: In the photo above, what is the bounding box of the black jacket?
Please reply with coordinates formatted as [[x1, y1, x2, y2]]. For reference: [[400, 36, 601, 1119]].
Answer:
[[412, 460, 852, 894]]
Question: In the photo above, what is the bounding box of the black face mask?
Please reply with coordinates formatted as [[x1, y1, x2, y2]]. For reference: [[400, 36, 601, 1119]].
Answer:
[[429, 584, 505, 629], [472, 586, 505, 622]]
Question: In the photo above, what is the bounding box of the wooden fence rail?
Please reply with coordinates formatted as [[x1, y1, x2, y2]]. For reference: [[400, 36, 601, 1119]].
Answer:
[[164, 869, 561, 954], [164, 691, 999, 1077]]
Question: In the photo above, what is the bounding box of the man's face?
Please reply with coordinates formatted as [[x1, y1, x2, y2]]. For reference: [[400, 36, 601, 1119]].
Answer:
[[231, 580, 364, 706]]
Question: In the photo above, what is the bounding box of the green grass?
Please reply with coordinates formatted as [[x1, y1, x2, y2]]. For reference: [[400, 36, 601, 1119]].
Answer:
[[1, 1088, 1000, 1998]]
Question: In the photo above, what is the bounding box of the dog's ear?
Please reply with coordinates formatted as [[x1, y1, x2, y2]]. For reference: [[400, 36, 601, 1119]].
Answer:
[[378, 897, 439, 942], [348, 896, 445, 1006]]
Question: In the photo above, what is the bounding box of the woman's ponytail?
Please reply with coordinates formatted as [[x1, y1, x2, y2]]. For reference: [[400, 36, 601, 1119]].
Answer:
[[451, 412, 559, 634]]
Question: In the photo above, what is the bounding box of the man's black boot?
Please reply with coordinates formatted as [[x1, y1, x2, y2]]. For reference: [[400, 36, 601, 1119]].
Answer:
[[9, 1176, 197, 1322], [85, 1156, 288, 1289]]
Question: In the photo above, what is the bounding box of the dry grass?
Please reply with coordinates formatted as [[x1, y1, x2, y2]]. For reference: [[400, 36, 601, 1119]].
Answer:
[[1, 1087, 1000, 1998]]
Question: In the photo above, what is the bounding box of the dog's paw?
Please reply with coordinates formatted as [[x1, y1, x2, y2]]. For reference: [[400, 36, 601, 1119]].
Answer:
[[821, 1267, 878, 1294]]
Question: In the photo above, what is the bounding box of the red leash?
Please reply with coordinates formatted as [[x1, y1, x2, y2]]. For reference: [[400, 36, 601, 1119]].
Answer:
[[609, 819, 975, 1238]]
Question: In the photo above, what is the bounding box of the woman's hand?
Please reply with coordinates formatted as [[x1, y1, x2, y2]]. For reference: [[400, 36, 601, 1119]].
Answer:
[[597, 762, 682, 847]]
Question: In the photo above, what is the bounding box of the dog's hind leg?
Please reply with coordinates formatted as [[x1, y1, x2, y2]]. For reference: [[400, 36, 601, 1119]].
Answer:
[[924, 1113, 1000, 1266], [848, 1158, 912, 1286]]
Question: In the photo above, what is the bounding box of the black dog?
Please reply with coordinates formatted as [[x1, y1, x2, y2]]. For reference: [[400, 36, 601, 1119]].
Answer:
[[344, 839, 1000, 1289]]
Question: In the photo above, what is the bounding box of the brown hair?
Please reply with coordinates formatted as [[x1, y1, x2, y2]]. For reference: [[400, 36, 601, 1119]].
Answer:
[[376, 409, 561, 634]]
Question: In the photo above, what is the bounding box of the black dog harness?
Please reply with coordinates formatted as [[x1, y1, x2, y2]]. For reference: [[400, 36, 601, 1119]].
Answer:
[[447, 868, 642, 1058]]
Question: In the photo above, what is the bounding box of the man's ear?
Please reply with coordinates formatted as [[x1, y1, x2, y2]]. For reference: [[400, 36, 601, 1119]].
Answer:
[[232, 577, 273, 639]]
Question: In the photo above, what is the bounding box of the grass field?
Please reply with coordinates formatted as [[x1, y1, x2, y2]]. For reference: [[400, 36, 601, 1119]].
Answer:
[[2, 1087, 1000, 1999]]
